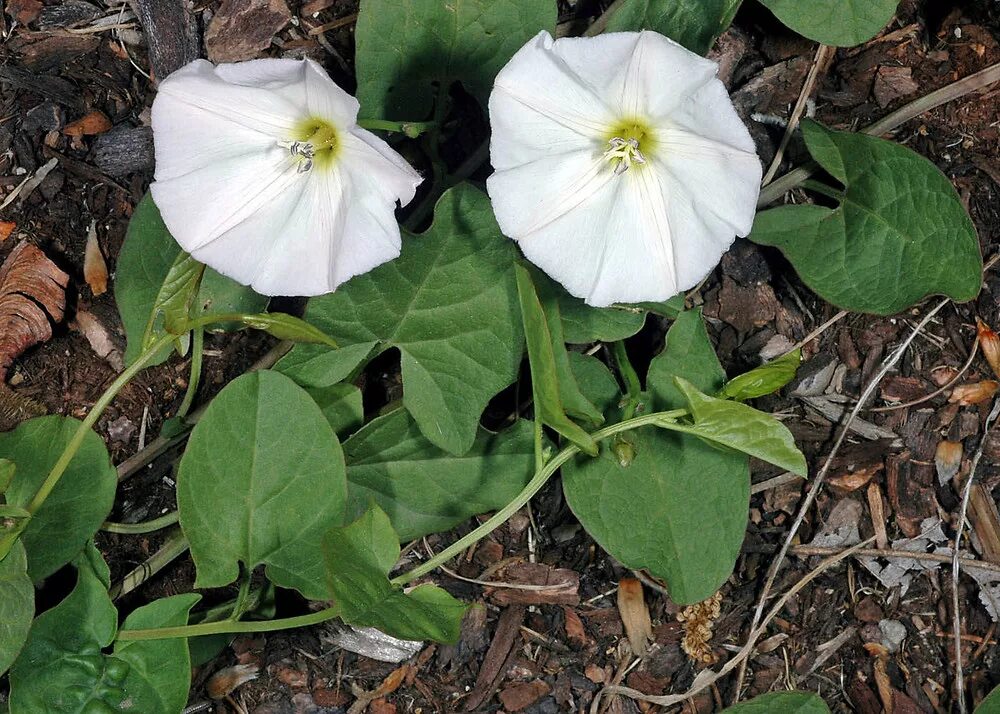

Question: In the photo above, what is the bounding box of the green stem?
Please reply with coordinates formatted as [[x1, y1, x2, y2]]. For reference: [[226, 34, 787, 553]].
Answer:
[[800, 179, 845, 202], [114, 409, 688, 643], [611, 341, 642, 420], [390, 409, 686, 586], [0, 333, 177, 562], [111, 529, 188, 600], [176, 326, 203, 420], [230, 567, 254, 621], [116, 604, 343, 641], [356, 119, 438, 137], [533, 416, 545, 472], [102, 511, 179, 535]]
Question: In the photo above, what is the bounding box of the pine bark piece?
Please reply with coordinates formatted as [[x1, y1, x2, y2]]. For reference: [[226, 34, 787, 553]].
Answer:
[[133, 0, 201, 83], [0, 241, 69, 380], [205, 0, 291, 63]]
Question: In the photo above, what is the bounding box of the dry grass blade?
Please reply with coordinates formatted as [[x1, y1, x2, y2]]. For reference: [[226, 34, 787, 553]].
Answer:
[[0, 241, 70, 380]]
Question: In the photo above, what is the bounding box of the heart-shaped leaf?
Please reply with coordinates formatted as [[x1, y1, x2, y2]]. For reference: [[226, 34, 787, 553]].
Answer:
[[325, 504, 467, 642], [751, 120, 982, 315], [355, 0, 556, 119], [721, 691, 831, 713], [604, 0, 742, 54], [343, 409, 535, 540], [648, 308, 726, 411], [0, 540, 32, 676], [719, 349, 801, 401], [177, 371, 348, 600], [759, 0, 899, 46], [288, 185, 524, 455], [0, 415, 117, 581]]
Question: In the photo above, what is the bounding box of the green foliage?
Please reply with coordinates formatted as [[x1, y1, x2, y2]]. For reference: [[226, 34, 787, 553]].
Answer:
[[564, 312, 749, 603], [0, 416, 116, 581], [516, 264, 599, 455], [672, 378, 808, 475], [343, 409, 535, 540], [604, 0, 742, 54], [276, 341, 376, 388], [288, 185, 524, 455], [177, 371, 348, 600], [648, 308, 726, 411], [751, 120, 982, 315], [0, 540, 32, 676], [355, 0, 556, 119], [307, 383, 365, 435], [759, 0, 899, 46], [324, 505, 467, 642], [721, 691, 831, 713], [116, 193, 266, 366], [0, 458, 14, 492], [719, 350, 801, 401], [978, 684, 1000, 713], [232, 312, 338, 347], [8, 547, 198, 713]]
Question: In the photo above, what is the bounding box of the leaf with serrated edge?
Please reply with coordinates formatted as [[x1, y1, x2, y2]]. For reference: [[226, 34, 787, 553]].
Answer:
[[673, 377, 807, 475], [719, 349, 801, 401], [605, 0, 742, 54], [720, 690, 831, 713], [0, 540, 32, 676], [289, 185, 523, 455], [324, 504, 467, 642], [177, 371, 348, 600], [343, 409, 535, 540], [751, 120, 982, 315], [355, 0, 555, 119], [0, 415, 116, 581], [759, 0, 899, 46]]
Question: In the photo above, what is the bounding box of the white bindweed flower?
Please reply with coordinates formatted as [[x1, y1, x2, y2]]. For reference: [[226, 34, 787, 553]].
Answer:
[[150, 58, 422, 296], [487, 31, 762, 307]]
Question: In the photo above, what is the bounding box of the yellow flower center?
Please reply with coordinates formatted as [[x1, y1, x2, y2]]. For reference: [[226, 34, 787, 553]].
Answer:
[[603, 119, 656, 175], [283, 117, 341, 172]]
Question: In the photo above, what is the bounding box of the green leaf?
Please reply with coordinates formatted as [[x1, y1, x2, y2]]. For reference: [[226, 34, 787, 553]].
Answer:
[[567, 352, 621, 416], [751, 120, 982, 315], [978, 684, 1000, 713], [719, 349, 801, 401], [324, 505, 467, 642], [307, 383, 364, 436], [721, 691, 831, 713], [290, 185, 524, 455], [564, 426, 749, 603], [9, 548, 199, 714], [343, 410, 535, 540], [759, 0, 899, 46], [236, 312, 338, 347], [516, 264, 598, 456], [604, 0, 742, 54], [177, 371, 348, 600], [672, 377, 808, 475], [355, 0, 556, 119], [647, 308, 725, 411], [0, 540, 33, 676], [154, 252, 204, 338], [275, 341, 377, 388], [0, 416, 117, 581], [114, 594, 202, 714], [555, 287, 647, 344], [116, 193, 266, 366], [0, 458, 14, 492]]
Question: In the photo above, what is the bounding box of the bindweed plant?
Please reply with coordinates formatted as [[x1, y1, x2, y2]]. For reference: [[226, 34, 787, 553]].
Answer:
[[0, 0, 988, 712]]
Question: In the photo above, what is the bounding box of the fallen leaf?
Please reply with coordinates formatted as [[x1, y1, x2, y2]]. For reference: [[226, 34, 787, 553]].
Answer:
[[562, 606, 589, 647], [0, 241, 69, 380], [978, 319, 1000, 380], [72, 309, 124, 371], [0, 222, 15, 242], [206, 664, 259, 699], [63, 110, 112, 137], [83, 222, 108, 296], [485, 562, 579, 606], [935, 440, 963, 486], [950, 380, 999, 405], [617, 578, 652, 657]]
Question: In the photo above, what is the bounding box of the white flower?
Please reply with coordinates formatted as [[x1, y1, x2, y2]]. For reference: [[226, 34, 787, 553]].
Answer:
[[150, 58, 422, 297], [487, 31, 761, 307]]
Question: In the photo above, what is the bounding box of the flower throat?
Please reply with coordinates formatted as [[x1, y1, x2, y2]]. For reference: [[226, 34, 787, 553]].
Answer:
[[284, 117, 340, 173]]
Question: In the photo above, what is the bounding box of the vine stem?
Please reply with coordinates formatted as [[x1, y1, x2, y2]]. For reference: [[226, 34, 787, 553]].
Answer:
[[610, 341, 642, 421], [116, 409, 687, 643], [102, 510, 179, 535], [0, 333, 177, 563], [175, 326, 204, 420]]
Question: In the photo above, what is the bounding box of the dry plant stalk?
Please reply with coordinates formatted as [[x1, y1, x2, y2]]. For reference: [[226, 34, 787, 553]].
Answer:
[[617, 578, 652, 656], [677, 592, 723, 664]]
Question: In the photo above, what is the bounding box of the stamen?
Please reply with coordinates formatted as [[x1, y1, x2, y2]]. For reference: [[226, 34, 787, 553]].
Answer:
[[604, 136, 647, 175], [278, 139, 316, 173]]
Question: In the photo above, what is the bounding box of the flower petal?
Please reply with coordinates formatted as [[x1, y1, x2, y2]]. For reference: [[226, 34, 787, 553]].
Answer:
[[490, 31, 616, 170], [342, 130, 422, 207], [156, 59, 302, 137], [302, 58, 361, 128], [608, 31, 718, 119]]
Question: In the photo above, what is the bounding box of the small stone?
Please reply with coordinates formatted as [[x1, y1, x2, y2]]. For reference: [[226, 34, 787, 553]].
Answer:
[[879, 619, 907, 653]]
